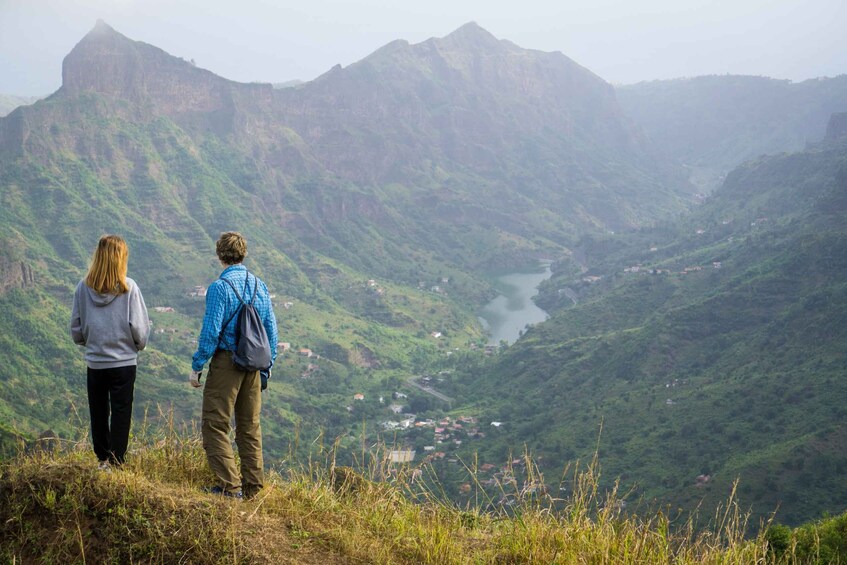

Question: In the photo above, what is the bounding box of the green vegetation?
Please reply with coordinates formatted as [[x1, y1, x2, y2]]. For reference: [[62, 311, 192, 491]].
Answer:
[[0, 21, 690, 474], [0, 96, 490, 461], [438, 136, 847, 527], [3, 424, 844, 563], [767, 513, 847, 564], [2, 21, 847, 539]]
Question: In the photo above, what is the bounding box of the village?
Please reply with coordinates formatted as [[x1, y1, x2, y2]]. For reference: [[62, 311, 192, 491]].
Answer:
[[147, 276, 713, 503], [613, 218, 771, 280], [149, 277, 532, 498], [373, 405, 540, 502]]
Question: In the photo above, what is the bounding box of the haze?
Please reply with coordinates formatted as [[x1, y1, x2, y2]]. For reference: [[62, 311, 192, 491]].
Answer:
[[1, 0, 845, 96]]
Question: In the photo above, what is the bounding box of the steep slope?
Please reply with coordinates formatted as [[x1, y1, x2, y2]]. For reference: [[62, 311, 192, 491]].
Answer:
[[447, 122, 847, 527], [617, 74, 847, 189], [0, 23, 475, 449]]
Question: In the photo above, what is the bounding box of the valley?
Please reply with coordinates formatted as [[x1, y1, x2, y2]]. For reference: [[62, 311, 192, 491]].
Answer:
[[0, 20, 845, 533]]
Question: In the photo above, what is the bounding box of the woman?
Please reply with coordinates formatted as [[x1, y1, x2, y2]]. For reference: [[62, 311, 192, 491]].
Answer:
[[70, 235, 150, 470]]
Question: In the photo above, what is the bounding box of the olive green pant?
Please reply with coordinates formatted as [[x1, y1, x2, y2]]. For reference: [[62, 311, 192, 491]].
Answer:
[[201, 350, 263, 497]]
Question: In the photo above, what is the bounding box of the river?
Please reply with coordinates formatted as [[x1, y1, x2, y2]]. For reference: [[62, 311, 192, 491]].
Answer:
[[477, 262, 552, 345]]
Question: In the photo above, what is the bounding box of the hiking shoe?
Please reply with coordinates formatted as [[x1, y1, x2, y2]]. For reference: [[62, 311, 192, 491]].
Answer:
[[97, 461, 112, 473], [203, 486, 243, 499], [243, 488, 261, 501]]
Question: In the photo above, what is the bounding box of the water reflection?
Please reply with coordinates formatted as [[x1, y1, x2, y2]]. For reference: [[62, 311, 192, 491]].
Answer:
[[478, 262, 552, 345]]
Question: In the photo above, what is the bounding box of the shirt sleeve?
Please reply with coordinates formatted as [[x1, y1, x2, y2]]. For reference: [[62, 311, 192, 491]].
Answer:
[[192, 281, 228, 372], [70, 283, 85, 346], [129, 283, 151, 351]]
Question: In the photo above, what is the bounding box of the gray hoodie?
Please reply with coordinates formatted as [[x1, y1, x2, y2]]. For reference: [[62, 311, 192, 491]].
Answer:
[[70, 277, 150, 369]]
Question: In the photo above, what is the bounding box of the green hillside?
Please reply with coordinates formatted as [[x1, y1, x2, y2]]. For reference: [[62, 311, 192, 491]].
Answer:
[[0, 22, 688, 464], [0, 88, 483, 455], [439, 133, 847, 527], [3, 19, 845, 532]]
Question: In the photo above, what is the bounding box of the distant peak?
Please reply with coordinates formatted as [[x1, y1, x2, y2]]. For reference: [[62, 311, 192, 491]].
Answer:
[[62, 21, 192, 100], [451, 21, 489, 35], [440, 22, 501, 48], [88, 19, 119, 37]]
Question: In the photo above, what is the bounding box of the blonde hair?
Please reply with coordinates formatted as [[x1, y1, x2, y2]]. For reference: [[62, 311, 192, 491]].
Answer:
[[216, 232, 247, 265], [85, 235, 129, 294]]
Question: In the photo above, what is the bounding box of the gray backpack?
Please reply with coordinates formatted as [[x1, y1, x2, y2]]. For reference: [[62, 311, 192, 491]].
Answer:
[[220, 272, 272, 372]]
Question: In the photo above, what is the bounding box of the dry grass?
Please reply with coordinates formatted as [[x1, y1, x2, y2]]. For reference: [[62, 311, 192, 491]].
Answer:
[[0, 413, 836, 564]]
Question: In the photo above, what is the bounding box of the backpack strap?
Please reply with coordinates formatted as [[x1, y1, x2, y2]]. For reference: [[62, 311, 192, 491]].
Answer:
[[221, 277, 244, 305], [247, 273, 258, 306], [217, 271, 252, 347]]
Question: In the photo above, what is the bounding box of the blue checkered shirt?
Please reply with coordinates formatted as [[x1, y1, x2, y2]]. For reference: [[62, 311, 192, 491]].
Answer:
[[191, 264, 278, 372]]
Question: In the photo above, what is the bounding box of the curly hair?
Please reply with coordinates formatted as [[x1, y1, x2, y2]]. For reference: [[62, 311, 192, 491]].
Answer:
[[216, 232, 247, 265]]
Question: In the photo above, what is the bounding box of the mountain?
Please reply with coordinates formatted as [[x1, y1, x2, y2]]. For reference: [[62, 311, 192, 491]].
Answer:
[[275, 22, 690, 241], [0, 22, 687, 453], [2, 18, 846, 531], [617, 75, 847, 189], [442, 116, 847, 527]]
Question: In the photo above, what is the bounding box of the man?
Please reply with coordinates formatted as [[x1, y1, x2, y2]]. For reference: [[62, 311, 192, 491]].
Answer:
[[190, 232, 278, 499]]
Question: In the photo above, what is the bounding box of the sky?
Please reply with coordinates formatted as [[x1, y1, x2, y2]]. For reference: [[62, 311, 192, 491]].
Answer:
[[1, 0, 845, 96]]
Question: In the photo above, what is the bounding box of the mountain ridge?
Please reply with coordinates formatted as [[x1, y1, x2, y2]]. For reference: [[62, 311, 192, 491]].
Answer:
[[273, 22, 688, 232]]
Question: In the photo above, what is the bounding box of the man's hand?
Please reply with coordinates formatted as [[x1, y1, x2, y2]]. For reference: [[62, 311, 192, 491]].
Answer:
[[260, 369, 270, 391], [189, 370, 202, 388]]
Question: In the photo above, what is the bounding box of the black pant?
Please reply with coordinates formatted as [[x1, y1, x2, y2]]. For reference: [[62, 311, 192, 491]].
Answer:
[[87, 365, 136, 465]]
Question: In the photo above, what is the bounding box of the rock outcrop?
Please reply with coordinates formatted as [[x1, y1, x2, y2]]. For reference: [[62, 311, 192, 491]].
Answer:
[[825, 112, 847, 141], [0, 240, 35, 295], [0, 258, 34, 295]]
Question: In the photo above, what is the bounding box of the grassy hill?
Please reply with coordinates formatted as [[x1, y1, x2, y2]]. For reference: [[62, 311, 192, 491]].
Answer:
[[437, 133, 847, 527], [2, 428, 844, 563]]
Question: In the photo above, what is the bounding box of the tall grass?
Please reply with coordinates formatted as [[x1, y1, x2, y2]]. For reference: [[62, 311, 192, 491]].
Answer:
[[0, 409, 841, 563]]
